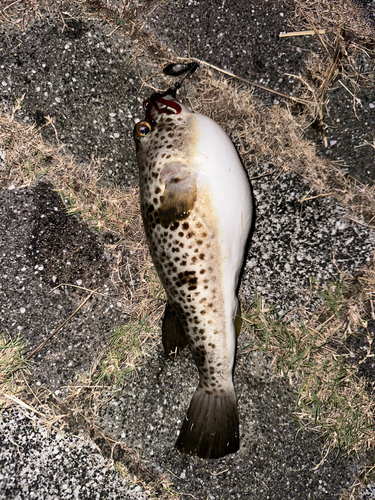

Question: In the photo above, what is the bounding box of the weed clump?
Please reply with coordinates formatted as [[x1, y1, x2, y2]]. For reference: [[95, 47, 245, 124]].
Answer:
[[244, 263, 375, 457]]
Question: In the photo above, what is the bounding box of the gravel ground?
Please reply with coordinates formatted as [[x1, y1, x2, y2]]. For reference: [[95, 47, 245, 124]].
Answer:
[[0, 408, 147, 500], [241, 162, 375, 309]]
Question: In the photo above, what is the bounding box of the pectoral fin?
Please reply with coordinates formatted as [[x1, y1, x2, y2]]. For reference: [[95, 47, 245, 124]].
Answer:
[[162, 303, 189, 357], [158, 163, 197, 228]]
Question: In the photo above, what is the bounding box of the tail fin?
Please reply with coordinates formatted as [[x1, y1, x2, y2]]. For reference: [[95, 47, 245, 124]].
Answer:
[[175, 386, 239, 459]]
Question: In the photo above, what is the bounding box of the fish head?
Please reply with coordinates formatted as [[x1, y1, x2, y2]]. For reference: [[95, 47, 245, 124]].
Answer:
[[133, 94, 192, 157], [133, 93, 198, 228]]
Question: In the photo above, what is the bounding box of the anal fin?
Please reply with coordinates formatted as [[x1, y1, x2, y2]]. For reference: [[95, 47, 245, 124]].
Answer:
[[162, 303, 188, 357]]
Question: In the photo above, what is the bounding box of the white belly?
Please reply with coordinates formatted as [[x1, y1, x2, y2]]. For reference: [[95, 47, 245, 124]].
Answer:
[[193, 113, 253, 374]]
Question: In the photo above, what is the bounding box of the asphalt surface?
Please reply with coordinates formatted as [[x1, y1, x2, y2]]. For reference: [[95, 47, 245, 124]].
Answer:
[[1, 1, 375, 499]]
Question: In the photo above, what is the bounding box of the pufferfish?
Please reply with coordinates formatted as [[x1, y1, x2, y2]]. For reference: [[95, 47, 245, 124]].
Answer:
[[133, 91, 253, 459]]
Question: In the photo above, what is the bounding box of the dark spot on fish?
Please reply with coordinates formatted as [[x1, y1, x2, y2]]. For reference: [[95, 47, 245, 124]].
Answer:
[[178, 232, 184, 237], [170, 221, 179, 230], [186, 232, 194, 239], [200, 269, 205, 274], [199, 253, 205, 260], [182, 222, 189, 230], [155, 187, 161, 194], [191, 256, 197, 263]]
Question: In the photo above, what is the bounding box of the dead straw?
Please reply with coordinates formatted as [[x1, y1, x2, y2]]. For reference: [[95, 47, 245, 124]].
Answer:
[[190, 57, 311, 105]]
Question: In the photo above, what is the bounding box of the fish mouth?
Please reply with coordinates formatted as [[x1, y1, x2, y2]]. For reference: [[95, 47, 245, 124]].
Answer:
[[143, 92, 182, 125]]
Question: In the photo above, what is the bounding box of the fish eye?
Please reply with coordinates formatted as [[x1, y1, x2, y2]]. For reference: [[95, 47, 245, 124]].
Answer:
[[135, 121, 151, 137]]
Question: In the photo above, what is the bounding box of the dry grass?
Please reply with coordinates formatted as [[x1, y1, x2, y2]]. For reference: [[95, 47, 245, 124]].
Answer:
[[294, 0, 375, 52], [0, 0, 61, 30], [0, 334, 30, 407], [0, 99, 142, 235], [291, 0, 375, 130], [244, 255, 375, 459]]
